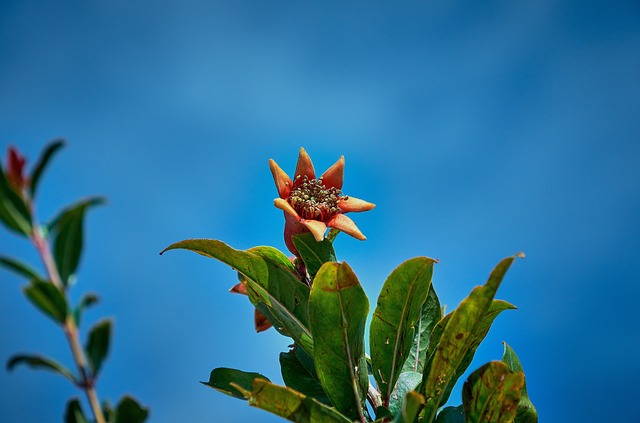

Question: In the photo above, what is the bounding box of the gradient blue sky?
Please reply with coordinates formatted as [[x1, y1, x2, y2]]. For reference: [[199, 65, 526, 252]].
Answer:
[[1, 1, 639, 422]]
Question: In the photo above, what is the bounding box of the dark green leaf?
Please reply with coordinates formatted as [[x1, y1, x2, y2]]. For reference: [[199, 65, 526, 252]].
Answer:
[[161, 239, 314, 355], [73, 292, 100, 326], [86, 319, 111, 376], [421, 253, 524, 422], [388, 371, 422, 417], [280, 348, 331, 405], [0, 161, 32, 236], [435, 405, 465, 423], [462, 361, 523, 423], [114, 395, 149, 423], [502, 343, 538, 423], [23, 279, 68, 324], [29, 139, 65, 198], [309, 262, 369, 421], [65, 398, 88, 423], [202, 367, 270, 399], [370, 257, 436, 404], [248, 379, 352, 423], [0, 255, 40, 280], [7, 354, 76, 384], [292, 232, 337, 280], [50, 197, 105, 285], [401, 285, 442, 375], [393, 390, 425, 423]]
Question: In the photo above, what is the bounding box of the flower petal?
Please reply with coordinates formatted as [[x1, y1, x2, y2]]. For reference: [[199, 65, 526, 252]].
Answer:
[[326, 213, 366, 240], [293, 147, 315, 185], [320, 155, 344, 190], [255, 309, 273, 332], [229, 282, 248, 295], [274, 198, 301, 220], [338, 196, 376, 213], [269, 159, 293, 199], [300, 219, 327, 242]]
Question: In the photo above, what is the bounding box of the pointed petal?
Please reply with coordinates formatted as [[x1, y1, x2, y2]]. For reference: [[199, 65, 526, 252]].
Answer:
[[320, 155, 344, 190], [269, 159, 293, 199], [327, 213, 366, 240], [255, 309, 273, 332], [293, 147, 315, 185], [229, 282, 248, 295], [274, 198, 301, 220], [338, 196, 376, 213], [300, 219, 327, 242]]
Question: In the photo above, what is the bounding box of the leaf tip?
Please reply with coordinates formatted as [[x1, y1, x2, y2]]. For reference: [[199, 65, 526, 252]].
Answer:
[[515, 252, 525, 259]]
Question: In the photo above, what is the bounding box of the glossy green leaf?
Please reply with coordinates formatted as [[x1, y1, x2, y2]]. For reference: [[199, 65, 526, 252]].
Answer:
[[248, 379, 352, 423], [292, 232, 337, 280], [86, 319, 111, 376], [23, 279, 68, 324], [7, 354, 76, 384], [388, 371, 422, 417], [502, 343, 538, 423], [421, 254, 523, 422], [73, 292, 99, 326], [393, 390, 425, 423], [49, 197, 105, 285], [113, 395, 149, 423], [0, 161, 32, 236], [309, 262, 369, 420], [371, 257, 436, 404], [401, 285, 442, 375], [65, 398, 88, 423], [161, 239, 314, 355], [280, 348, 331, 405], [435, 405, 465, 423], [29, 139, 65, 198], [0, 255, 40, 280], [462, 361, 524, 423], [202, 367, 271, 399]]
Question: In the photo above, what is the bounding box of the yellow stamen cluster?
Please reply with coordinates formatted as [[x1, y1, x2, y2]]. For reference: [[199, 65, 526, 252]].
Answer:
[[288, 175, 342, 221]]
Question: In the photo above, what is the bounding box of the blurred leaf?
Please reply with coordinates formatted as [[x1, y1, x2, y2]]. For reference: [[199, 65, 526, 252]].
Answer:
[[85, 319, 111, 376], [462, 361, 524, 423], [421, 254, 523, 422], [23, 279, 68, 324], [73, 292, 100, 326], [388, 371, 422, 417], [280, 348, 331, 405], [393, 390, 425, 423], [292, 232, 337, 280], [65, 398, 88, 423], [113, 395, 149, 423], [309, 262, 369, 420], [370, 257, 436, 404], [0, 255, 40, 280], [50, 197, 105, 285], [202, 367, 270, 399], [435, 405, 465, 423], [502, 343, 538, 423], [248, 379, 352, 423], [29, 139, 65, 198], [401, 285, 442, 375], [0, 161, 32, 236], [161, 239, 314, 355], [7, 354, 76, 384]]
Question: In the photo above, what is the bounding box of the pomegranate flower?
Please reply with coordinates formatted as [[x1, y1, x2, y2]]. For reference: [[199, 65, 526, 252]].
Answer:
[[269, 148, 375, 256]]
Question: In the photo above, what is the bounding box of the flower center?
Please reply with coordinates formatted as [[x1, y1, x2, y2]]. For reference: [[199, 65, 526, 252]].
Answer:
[[288, 176, 342, 221]]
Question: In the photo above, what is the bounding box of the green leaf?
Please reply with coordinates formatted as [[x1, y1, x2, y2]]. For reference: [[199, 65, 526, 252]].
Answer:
[[388, 371, 422, 417], [292, 232, 337, 281], [0, 255, 40, 280], [50, 197, 105, 285], [370, 257, 436, 404], [202, 367, 271, 399], [65, 398, 88, 423], [435, 405, 465, 423], [85, 319, 111, 376], [502, 343, 538, 423], [462, 361, 524, 423], [7, 354, 76, 384], [401, 285, 442, 375], [393, 390, 425, 423], [29, 139, 65, 198], [280, 348, 332, 406], [113, 395, 149, 423], [421, 253, 524, 422], [73, 292, 100, 326], [23, 279, 68, 324], [309, 262, 369, 421], [248, 379, 352, 423], [0, 161, 32, 236], [161, 239, 314, 355]]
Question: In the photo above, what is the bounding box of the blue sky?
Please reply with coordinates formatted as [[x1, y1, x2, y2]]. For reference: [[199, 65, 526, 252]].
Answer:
[[1, 1, 639, 421]]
